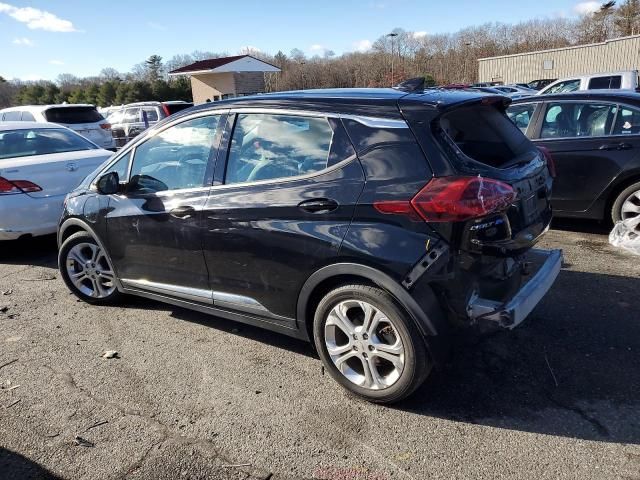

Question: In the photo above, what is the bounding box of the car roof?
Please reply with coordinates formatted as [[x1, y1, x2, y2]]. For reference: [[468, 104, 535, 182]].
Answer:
[[184, 88, 504, 119], [124, 101, 191, 107], [512, 90, 640, 103], [0, 104, 96, 112], [0, 121, 68, 131]]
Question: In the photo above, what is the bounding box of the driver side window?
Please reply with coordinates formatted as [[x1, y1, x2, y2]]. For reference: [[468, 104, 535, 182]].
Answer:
[[128, 115, 220, 194]]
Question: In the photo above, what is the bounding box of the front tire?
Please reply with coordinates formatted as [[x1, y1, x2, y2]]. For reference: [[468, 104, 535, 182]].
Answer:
[[59, 231, 122, 305], [313, 284, 431, 404]]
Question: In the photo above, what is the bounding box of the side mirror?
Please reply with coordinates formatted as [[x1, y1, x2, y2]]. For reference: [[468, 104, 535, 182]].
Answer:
[[96, 171, 120, 195]]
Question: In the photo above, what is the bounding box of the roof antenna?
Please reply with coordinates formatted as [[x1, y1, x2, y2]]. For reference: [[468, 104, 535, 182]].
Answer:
[[394, 77, 425, 93]]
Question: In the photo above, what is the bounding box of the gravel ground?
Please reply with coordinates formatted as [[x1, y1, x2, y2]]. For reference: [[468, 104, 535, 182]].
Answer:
[[0, 221, 639, 480]]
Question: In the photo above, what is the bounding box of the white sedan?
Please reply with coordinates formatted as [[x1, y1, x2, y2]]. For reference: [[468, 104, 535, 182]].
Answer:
[[0, 122, 113, 240]]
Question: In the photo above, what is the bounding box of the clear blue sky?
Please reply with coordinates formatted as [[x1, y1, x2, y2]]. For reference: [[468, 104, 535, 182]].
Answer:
[[1, 0, 596, 81]]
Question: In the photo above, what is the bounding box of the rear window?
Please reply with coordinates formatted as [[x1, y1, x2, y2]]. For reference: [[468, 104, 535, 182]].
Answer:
[[2, 111, 21, 121], [164, 103, 193, 115], [0, 128, 97, 159], [588, 76, 622, 90], [438, 104, 533, 168], [44, 107, 104, 124]]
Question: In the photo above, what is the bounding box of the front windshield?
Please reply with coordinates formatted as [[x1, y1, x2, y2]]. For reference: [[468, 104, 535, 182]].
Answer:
[[0, 128, 98, 160]]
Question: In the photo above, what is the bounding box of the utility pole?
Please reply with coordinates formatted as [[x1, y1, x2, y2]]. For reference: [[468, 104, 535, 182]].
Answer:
[[300, 61, 306, 90], [386, 32, 398, 86], [463, 41, 472, 83]]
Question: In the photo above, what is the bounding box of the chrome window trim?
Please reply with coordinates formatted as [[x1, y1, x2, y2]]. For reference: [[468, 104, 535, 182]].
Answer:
[[209, 154, 358, 190], [229, 107, 408, 129], [115, 185, 212, 198]]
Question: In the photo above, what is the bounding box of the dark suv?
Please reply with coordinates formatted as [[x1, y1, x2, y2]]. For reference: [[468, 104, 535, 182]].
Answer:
[[57, 88, 561, 403]]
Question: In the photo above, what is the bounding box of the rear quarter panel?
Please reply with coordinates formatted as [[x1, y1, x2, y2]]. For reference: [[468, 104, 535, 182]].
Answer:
[[340, 119, 442, 281]]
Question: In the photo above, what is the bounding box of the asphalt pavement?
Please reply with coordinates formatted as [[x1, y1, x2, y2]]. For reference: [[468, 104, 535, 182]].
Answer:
[[0, 220, 639, 480]]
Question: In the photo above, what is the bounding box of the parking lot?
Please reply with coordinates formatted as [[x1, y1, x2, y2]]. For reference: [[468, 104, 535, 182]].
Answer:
[[0, 222, 639, 480]]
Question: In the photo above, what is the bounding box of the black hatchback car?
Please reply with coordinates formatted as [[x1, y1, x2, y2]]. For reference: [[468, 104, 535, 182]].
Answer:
[[58, 88, 561, 403], [508, 91, 640, 228]]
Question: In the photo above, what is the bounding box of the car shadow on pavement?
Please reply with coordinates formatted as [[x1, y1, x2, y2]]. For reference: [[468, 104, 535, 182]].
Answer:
[[400, 268, 640, 445], [0, 234, 58, 268], [126, 296, 316, 359], [0, 447, 61, 480]]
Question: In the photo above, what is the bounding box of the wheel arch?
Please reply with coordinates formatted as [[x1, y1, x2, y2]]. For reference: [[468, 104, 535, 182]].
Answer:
[[57, 218, 124, 292], [605, 170, 640, 221], [297, 263, 445, 343]]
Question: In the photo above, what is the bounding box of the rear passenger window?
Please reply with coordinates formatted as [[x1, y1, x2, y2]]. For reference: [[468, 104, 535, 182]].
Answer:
[[21, 112, 35, 121], [142, 108, 159, 122], [540, 102, 616, 138], [225, 114, 333, 184], [588, 76, 621, 89], [612, 105, 640, 135], [506, 104, 537, 133], [3, 112, 21, 121], [123, 108, 139, 123]]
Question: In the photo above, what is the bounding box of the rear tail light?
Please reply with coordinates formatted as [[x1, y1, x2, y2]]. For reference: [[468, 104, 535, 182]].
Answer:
[[100, 123, 112, 130], [162, 104, 171, 117], [0, 176, 43, 195], [375, 176, 516, 223], [538, 146, 556, 178]]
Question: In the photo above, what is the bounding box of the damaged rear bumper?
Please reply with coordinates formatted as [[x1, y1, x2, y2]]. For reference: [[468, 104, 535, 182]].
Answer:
[[466, 248, 563, 329]]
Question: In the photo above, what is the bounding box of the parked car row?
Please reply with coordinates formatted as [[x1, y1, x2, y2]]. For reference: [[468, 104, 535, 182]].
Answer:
[[104, 101, 193, 147], [0, 122, 112, 240], [0, 104, 116, 151]]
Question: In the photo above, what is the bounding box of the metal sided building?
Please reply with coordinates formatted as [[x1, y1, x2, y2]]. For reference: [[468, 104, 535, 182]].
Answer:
[[478, 35, 640, 84]]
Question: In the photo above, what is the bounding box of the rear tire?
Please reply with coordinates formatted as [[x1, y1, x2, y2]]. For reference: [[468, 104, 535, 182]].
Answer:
[[612, 181, 640, 227], [59, 231, 122, 305], [313, 284, 431, 404]]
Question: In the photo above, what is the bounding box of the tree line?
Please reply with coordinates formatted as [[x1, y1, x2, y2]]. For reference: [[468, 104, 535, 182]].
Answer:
[[1, 0, 639, 109]]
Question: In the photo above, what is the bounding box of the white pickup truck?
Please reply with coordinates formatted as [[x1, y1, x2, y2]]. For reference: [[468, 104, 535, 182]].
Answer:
[[539, 70, 639, 95]]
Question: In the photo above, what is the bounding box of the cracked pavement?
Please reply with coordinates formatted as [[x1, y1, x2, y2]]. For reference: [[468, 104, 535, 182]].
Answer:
[[1, 220, 639, 479]]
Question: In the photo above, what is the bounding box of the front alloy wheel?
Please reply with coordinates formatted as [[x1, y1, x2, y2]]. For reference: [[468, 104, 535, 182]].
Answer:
[[59, 231, 121, 304], [66, 242, 116, 299], [314, 284, 431, 404]]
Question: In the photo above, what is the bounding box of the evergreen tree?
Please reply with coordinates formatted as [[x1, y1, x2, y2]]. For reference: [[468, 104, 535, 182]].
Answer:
[[145, 55, 164, 82]]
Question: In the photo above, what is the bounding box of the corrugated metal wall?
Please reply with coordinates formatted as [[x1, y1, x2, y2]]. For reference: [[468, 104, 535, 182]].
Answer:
[[478, 35, 640, 83]]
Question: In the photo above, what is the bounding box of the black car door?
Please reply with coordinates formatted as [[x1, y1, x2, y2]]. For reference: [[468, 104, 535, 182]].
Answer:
[[531, 100, 640, 213], [202, 111, 365, 325], [105, 113, 226, 299]]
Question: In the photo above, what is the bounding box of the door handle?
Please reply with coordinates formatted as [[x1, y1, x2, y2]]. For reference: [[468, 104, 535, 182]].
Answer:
[[298, 198, 339, 213], [170, 206, 195, 219], [600, 142, 633, 151]]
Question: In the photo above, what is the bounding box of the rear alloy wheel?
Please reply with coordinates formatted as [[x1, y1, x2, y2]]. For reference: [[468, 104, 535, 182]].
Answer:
[[59, 231, 121, 304], [314, 284, 431, 404], [612, 181, 640, 233]]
